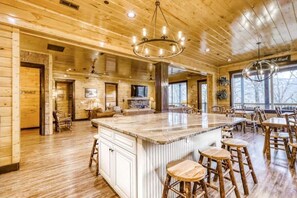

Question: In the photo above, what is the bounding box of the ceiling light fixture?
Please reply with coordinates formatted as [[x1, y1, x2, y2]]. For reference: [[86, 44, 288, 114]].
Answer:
[[131, 0, 185, 59], [205, 48, 210, 52], [242, 42, 278, 82], [227, 58, 231, 62], [127, 11, 136, 18]]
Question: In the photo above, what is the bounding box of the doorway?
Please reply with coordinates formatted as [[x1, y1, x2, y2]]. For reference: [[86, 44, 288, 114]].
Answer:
[[105, 83, 118, 110], [55, 80, 75, 120], [198, 80, 208, 113], [20, 62, 45, 135]]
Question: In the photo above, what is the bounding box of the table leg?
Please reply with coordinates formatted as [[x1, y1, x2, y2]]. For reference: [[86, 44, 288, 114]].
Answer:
[[263, 126, 268, 154], [266, 127, 271, 160]]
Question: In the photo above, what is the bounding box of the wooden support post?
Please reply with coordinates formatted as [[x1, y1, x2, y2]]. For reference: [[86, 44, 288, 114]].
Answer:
[[154, 62, 169, 113]]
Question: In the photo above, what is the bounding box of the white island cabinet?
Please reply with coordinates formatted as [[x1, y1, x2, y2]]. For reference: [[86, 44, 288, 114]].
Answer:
[[99, 127, 137, 198], [94, 113, 245, 198]]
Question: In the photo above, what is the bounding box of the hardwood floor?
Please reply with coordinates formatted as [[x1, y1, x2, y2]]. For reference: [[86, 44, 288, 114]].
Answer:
[[0, 121, 296, 198], [0, 121, 119, 198]]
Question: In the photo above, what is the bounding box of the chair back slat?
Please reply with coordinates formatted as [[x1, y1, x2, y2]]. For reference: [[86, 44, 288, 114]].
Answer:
[[285, 113, 297, 143]]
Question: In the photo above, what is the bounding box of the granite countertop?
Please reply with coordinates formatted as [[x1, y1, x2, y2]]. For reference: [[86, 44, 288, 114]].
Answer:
[[92, 112, 245, 144]]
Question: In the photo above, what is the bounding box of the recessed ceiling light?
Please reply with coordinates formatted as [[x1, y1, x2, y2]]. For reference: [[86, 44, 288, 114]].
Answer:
[[228, 58, 232, 62], [205, 48, 210, 52], [127, 11, 136, 18]]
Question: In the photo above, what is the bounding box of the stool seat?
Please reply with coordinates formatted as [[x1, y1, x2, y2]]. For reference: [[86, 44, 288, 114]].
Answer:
[[94, 134, 99, 140], [167, 160, 206, 182], [222, 138, 248, 147], [200, 147, 231, 160]]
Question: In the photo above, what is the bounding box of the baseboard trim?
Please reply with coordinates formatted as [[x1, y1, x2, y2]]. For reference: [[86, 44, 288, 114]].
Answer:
[[0, 163, 19, 174]]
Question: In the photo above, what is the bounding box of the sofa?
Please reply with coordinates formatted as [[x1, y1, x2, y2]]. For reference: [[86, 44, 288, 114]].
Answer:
[[90, 108, 116, 119]]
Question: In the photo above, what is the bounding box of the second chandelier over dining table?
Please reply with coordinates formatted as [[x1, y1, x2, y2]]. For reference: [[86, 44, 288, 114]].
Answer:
[[131, 0, 185, 59]]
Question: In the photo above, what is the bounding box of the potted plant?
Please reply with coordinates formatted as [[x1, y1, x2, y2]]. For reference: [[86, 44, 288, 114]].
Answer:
[[217, 76, 230, 86], [216, 89, 228, 100]]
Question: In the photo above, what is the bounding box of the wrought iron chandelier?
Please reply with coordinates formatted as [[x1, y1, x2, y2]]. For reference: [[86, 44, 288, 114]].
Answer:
[[131, 0, 185, 59], [242, 42, 278, 82]]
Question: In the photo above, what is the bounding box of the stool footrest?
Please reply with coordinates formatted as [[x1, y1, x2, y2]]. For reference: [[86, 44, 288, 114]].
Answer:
[[225, 186, 236, 197]]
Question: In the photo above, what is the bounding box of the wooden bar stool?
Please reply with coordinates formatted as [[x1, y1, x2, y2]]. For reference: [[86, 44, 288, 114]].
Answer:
[[198, 147, 240, 198], [89, 134, 99, 176], [222, 126, 233, 139], [162, 160, 208, 198], [221, 138, 258, 196]]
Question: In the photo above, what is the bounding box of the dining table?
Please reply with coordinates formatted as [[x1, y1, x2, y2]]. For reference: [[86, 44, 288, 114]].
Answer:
[[262, 117, 291, 160]]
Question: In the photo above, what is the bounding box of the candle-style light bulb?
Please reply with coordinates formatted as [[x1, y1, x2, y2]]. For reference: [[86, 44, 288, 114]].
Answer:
[[181, 41, 185, 46], [142, 28, 147, 37], [159, 48, 164, 56], [178, 31, 182, 40], [134, 45, 139, 52], [145, 48, 149, 56], [132, 36, 137, 44], [172, 45, 176, 53], [162, 26, 167, 36]]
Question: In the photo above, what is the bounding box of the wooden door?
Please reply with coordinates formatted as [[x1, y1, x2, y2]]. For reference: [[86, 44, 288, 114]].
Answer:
[[198, 80, 208, 113], [20, 67, 40, 129], [55, 81, 74, 119], [105, 83, 118, 110]]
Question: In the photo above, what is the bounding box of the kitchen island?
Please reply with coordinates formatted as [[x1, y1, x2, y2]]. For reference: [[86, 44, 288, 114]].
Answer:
[[92, 112, 245, 198]]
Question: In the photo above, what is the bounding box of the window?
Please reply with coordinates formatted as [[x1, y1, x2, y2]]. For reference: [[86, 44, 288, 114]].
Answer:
[[169, 81, 187, 106], [231, 65, 297, 110]]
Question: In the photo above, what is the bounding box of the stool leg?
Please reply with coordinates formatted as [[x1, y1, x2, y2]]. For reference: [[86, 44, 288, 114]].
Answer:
[[89, 139, 97, 167], [200, 179, 209, 198], [217, 160, 225, 198], [162, 174, 171, 198], [237, 148, 249, 195], [180, 181, 185, 194], [290, 147, 297, 168], [226, 159, 241, 198], [207, 158, 212, 183], [192, 182, 198, 196], [185, 182, 191, 198], [284, 138, 291, 161], [243, 147, 258, 184], [96, 147, 99, 176]]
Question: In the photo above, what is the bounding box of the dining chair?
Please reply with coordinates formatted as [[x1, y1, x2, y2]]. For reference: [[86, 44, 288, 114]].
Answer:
[[244, 108, 259, 133], [258, 108, 290, 160], [285, 113, 297, 168], [275, 107, 282, 118]]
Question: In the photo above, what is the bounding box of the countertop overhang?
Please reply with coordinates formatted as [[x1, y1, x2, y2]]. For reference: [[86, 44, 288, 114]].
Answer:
[[92, 113, 245, 144]]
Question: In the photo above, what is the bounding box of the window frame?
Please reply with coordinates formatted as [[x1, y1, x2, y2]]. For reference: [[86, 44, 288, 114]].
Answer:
[[229, 61, 297, 113], [168, 80, 188, 106]]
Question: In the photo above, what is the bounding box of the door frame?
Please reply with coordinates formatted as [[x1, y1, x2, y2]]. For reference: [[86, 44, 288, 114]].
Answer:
[[197, 80, 207, 112], [105, 82, 118, 110], [20, 62, 45, 135], [54, 79, 75, 120]]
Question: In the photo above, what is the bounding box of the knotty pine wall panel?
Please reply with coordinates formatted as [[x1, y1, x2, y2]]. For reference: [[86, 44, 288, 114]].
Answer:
[[0, 25, 13, 167]]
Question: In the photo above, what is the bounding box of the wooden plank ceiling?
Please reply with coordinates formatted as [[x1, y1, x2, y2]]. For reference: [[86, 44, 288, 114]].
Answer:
[[0, 0, 297, 67]]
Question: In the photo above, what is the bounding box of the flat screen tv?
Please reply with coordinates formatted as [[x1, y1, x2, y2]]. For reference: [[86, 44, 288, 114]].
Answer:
[[131, 85, 148, 97]]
